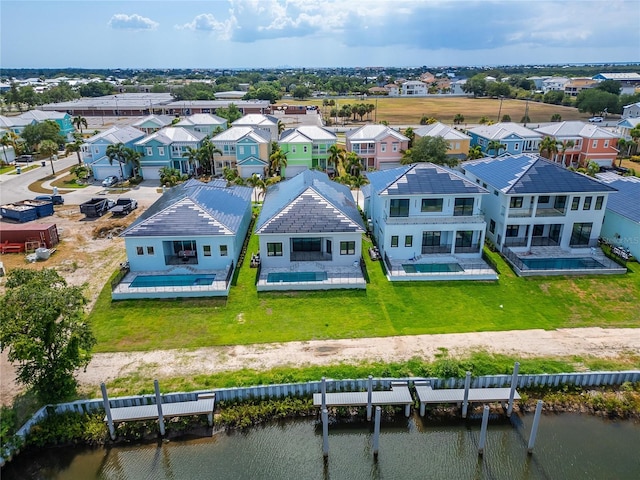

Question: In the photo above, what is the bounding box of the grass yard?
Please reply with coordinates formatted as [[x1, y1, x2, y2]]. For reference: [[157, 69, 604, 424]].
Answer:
[[88, 234, 640, 353], [51, 173, 89, 189]]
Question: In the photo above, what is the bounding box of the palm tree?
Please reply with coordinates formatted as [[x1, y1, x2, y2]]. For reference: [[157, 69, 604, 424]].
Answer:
[[1, 131, 21, 164], [245, 173, 265, 203], [65, 140, 83, 165], [559, 140, 575, 167], [1, 132, 12, 164], [344, 151, 362, 176], [106, 142, 127, 181], [199, 138, 222, 177], [349, 174, 369, 207], [487, 140, 506, 157], [124, 147, 143, 178], [182, 146, 199, 176], [40, 139, 58, 176], [404, 127, 415, 148], [269, 146, 288, 177], [539, 136, 559, 161], [467, 145, 483, 160], [453, 114, 465, 125], [327, 144, 346, 172], [277, 120, 286, 137], [73, 115, 88, 134]]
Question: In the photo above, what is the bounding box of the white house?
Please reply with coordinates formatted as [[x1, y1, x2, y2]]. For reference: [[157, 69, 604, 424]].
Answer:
[[401, 81, 427, 96], [232, 114, 279, 142], [621, 102, 640, 120]]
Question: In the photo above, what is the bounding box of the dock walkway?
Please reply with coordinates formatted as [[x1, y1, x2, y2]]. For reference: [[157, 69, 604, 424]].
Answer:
[[107, 395, 216, 423], [415, 382, 519, 416], [313, 381, 412, 416]]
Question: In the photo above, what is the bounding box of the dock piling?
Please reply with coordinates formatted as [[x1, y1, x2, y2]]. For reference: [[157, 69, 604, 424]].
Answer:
[[527, 400, 543, 454], [154, 380, 165, 436], [321, 377, 327, 410], [367, 375, 373, 421], [322, 408, 329, 457], [101, 383, 115, 440], [462, 371, 471, 418], [507, 362, 520, 416], [373, 406, 381, 457], [478, 405, 489, 455]]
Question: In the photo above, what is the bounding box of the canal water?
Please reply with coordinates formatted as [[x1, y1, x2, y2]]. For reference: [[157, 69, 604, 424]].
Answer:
[[3, 413, 639, 479]]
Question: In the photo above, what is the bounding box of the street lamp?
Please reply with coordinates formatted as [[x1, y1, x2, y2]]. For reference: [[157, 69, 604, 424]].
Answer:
[[497, 96, 504, 123]]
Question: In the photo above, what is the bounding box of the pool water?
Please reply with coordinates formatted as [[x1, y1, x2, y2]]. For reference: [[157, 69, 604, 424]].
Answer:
[[129, 274, 216, 288], [402, 263, 463, 273], [267, 271, 328, 283], [521, 257, 605, 270]]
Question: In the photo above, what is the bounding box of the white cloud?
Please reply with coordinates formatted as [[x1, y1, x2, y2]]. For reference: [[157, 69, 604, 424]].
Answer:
[[108, 13, 159, 30], [176, 13, 237, 40]]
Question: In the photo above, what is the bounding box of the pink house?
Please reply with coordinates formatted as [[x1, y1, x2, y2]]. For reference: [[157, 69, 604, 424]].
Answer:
[[345, 125, 409, 171]]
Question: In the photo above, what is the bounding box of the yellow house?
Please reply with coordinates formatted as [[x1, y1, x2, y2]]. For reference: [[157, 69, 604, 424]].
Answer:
[[413, 122, 471, 160]]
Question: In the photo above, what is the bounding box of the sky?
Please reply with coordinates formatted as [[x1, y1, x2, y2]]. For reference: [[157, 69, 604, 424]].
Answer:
[[2, 0, 639, 69]]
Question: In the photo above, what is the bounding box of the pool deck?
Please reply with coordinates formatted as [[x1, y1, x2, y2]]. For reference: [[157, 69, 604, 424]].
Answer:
[[257, 261, 366, 291], [385, 255, 498, 281], [506, 246, 626, 277], [112, 267, 231, 299]]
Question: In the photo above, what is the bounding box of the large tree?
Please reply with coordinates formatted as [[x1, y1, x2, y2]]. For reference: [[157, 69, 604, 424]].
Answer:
[[401, 136, 454, 166], [21, 120, 65, 153], [40, 139, 59, 175], [106, 142, 127, 180], [0, 269, 95, 403], [575, 89, 620, 116], [462, 74, 487, 97]]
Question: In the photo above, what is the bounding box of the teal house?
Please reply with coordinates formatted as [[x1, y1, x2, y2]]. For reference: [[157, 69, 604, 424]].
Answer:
[[278, 126, 337, 178], [135, 127, 206, 180], [211, 126, 270, 178], [17, 110, 75, 141]]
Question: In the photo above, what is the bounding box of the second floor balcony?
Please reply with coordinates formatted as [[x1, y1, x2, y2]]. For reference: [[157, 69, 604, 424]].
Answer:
[[383, 213, 486, 225]]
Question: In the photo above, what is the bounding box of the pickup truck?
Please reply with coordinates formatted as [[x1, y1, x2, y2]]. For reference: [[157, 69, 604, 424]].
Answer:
[[79, 197, 111, 218], [110, 198, 138, 216]]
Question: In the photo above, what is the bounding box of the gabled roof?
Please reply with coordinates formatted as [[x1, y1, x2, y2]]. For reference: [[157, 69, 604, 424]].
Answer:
[[0, 116, 15, 128], [596, 172, 640, 223], [346, 125, 409, 142], [211, 126, 269, 143], [255, 170, 364, 235], [84, 126, 146, 145], [131, 114, 174, 129], [237, 156, 267, 166], [414, 122, 471, 141], [618, 117, 640, 129], [468, 122, 542, 140], [535, 121, 618, 139], [135, 127, 205, 146], [17, 110, 68, 121], [366, 163, 487, 196], [462, 154, 617, 195], [232, 114, 277, 127], [121, 179, 252, 237], [280, 126, 337, 143], [176, 113, 226, 127]]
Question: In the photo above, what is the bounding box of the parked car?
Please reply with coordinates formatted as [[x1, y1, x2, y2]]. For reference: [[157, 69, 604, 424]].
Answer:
[[589, 116, 604, 123], [110, 198, 138, 216], [15, 154, 34, 163], [34, 194, 64, 205], [102, 175, 120, 187]]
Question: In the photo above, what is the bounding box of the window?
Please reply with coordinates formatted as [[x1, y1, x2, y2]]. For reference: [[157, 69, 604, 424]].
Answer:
[[570, 222, 593, 246], [392, 142, 399, 152], [494, 190, 499, 196], [389, 199, 409, 217], [146, 246, 154, 255], [509, 197, 523, 208], [604, 140, 609, 148], [482, 183, 487, 188], [158, 147, 165, 156], [145, 147, 153, 157], [239, 146, 245, 155], [267, 243, 283, 256], [405, 235, 413, 247], [514, 143, 520, 151], [592, 140, 598, 148], [583, 196, 592, 210], [94, 147, 99, 154], [340, 241, 355, 255], [454, 198, 474, 216], [538, 196, 550, 204], [391, 236, 399, 247], [506, 225, 519, 237], [533, 224, 544, 236], [220, 245, 228, 256], [422, 231, 441, 247], [421, 198, 443, 212], [303, 146, 308, 153], [136, 246, 144, 255], [292, 238, 321, 252], [292, 146, 297, 153], [203, 245, 211, 256], [380, 143, 387, 152], [455, 231, 473, 247], [489, 219, 496, 234], [595, 196, 604, 210], [571, 197, 580, 210], [554, 196, 567, 210], [251, 146, 256, 154]]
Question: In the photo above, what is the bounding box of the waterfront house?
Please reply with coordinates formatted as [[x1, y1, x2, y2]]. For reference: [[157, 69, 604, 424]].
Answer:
[[413, 122, 471, 160], [232, 114, 279, 142], [113, 179, 253, 299], [345, 125, 409, 171], [278, 126, 338, 177], [82, 126, 146, 180], [210, 126, 270, 177], [134, 127, 206, 180], [461, 154, 624, 276], [468, 123, 542, 157], [363, 163, 496, 281], [254, 170, 366, 291]]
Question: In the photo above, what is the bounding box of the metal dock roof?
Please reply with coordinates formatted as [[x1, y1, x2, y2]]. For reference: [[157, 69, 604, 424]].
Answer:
[[107, 396, 215, 422], [312, 383, 412, 407], [414, 385, 520, 404]]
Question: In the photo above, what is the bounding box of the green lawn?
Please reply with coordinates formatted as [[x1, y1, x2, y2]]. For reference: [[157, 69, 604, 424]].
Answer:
[[88, 234, 640, 353]]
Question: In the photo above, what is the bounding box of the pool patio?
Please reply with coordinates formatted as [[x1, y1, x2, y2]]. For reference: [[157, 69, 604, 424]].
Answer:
[[257, 261, 366, 291], [502, 246, 627, 277], [383, 254, 498, 281]]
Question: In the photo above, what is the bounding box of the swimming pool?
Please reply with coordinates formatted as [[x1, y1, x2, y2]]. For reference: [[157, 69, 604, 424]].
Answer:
[[402, 263, 464, 273], [130, 274, 216, 288], [521, 257, 605, 270], [267, 272, 328, 283]]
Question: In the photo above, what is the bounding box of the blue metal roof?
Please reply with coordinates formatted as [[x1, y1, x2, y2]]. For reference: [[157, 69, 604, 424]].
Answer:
[[462, 154, 617, 194], [366, 163, 487, 195], [255, 170, 365, 234], [597, 173, 640, 223], [121, 179, 252, 237]]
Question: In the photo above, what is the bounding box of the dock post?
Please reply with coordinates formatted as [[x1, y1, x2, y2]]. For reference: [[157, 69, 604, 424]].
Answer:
[[462, 371, 471, 418], [101, 383, 116, 440], [527, 400, 543, 454], [154, 380, 165, 436], [478, 405, 489, 456], [322, 408, 329, 458], [367, 375, 373, 421], [419, 401, 425, 417], [507, 362, 520, 416], [321, 377, 327, 410], [373, 406, 381, 458]]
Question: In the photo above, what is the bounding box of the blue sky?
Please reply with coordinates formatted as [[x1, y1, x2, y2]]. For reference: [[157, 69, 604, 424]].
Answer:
[[2, 0, 639, 69]]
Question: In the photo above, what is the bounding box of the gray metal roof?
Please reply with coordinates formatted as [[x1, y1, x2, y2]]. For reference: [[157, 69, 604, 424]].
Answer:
[[312, 384, 412, 407], [366, 163, 487, 196], [596, 172, 640, 223], [415, 385, 520, 404], [108, 396, 215, 422], [121, 179, 252, 237], [255, 170, 365, 234], [463, 154, 617, 194]]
